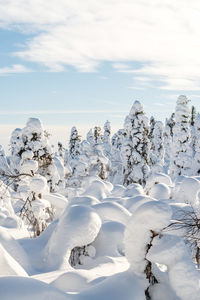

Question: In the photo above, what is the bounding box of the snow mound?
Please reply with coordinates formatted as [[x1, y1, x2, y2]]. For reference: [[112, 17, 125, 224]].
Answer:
[[174, 176, 200, 205], [92, 221, 125, 257], [124, 201, 172, 275], [93, 202, 131, 225], [0, 244, 28, 276], [0, 276, 68, 300], [148, 183, 171, 200], [45, 205, 102, 270], [0, 227, 31, 273], [128, 195, 157, 214], [70, 196, 100, 206], [124, 184, 145, 198], [30, 175, 48, 195], [43, 193, 68, 218], [147, 234, 200, 300], [83, 180, 112, 200]]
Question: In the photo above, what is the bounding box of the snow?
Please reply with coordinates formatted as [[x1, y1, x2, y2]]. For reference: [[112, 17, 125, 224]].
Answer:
[[147, 234, 200, 300], [44, 205, 102, 270], [124, 200, 172, 275], [0, 276, 69, 300], [93, 201, 131, 225], [1, 99, 200, 299]]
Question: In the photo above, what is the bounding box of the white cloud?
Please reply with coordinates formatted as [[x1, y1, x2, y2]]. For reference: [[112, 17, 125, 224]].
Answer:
[[0, 64, 32, 75], [0, 1, 200, 89], [0, 109, 127, 115]]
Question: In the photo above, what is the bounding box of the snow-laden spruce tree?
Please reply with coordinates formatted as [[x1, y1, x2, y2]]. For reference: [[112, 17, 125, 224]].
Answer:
[[10, 118, 60, 192], [110, 129, 127, 184], [169, 95, 192, 178], [57, 142, 65, 160], [69, 126, 81, 160], [163, 113, 175, 169], [193, 113, 200, 175], [149, 121, 165, 173], [103, 120, 111, 158], [121, 100, 150, 186]]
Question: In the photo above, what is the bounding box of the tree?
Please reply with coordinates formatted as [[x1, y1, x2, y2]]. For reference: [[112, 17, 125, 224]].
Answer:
[[121, 100, 150, 186], [163, 113, 175, 169], [169, 95, 192, 178], [149, 121, 165, 173], [9, 118, 60, 192], [69, 126, 81, 160]]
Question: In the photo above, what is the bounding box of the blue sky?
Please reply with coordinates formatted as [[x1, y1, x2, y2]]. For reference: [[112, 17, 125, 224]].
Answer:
[[0, 1, 200, 149]]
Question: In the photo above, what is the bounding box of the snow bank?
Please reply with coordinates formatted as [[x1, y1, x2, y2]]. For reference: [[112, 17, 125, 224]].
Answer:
[[44, 205, 102, 270]]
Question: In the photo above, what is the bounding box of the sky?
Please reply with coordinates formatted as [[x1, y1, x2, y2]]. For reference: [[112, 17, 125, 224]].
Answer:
[[1, 0, 200, 150]]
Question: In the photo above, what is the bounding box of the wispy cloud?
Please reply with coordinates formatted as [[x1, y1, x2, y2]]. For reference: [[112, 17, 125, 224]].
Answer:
[[0, 109, 128, 116], [0, 1, 200, 90], [0, 64, 33, 75]]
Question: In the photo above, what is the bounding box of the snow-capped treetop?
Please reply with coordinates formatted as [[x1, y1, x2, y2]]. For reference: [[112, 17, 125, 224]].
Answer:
[[129, 100, 143, 116], [175, 95, 190, 123], [23, 118, 43, 136]]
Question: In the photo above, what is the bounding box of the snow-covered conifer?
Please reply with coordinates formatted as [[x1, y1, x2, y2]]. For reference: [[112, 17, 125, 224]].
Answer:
[[169, 95, 192, 178], [193, 113, 200, 175], [121, 100, 150, 186], [149, 121, 165, 173], [69, 126, 81, 160], [103, 120, 111, 158], [10, 118, 60, 192], [163, 112, 175, 171]]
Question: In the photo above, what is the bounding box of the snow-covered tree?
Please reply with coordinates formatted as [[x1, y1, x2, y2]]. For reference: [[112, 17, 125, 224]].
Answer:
[[103, 120, 111, 158], [169, 95, 192, 178], [110, 129, 127, 184], [163, 113, 175, 168], [193, 113, 200, 175], [57, 142, 65, 160], [10, 118, 60, 192], [190, 105, 196, 126], [121, 100, 150, 186], [149, 121, 165, 173], [69, 126, 81, 160]]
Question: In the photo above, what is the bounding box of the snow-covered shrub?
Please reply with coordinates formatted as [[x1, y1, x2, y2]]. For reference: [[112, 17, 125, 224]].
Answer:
[[121, 100, 150, 186]]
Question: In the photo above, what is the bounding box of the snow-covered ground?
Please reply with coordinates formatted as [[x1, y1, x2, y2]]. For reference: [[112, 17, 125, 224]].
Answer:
[[1, 97, 200, 299]]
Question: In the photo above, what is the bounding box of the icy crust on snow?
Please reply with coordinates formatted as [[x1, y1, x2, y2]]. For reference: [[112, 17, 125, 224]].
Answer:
[[124, 201, 172, 275], [44, 205, 102, 270], [0, 276, 68, 300], [147, 234, 200, 300]]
